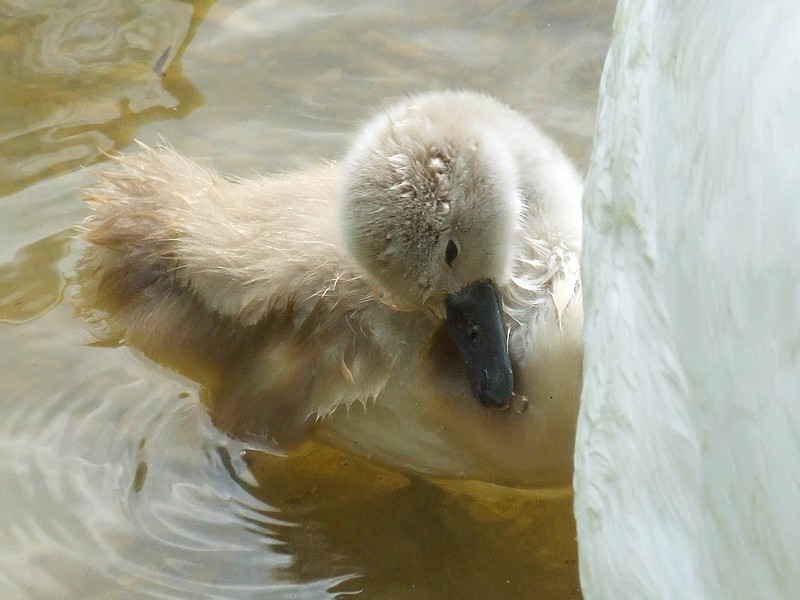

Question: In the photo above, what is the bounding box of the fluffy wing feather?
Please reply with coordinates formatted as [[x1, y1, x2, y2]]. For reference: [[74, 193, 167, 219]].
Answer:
[[78, 144, 427, 446]]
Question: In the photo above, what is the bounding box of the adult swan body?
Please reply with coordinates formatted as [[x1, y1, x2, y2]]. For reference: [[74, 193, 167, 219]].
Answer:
[[576, 1, 800, 598]]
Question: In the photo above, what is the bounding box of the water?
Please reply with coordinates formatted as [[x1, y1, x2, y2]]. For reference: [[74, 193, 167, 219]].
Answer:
[[0, 1, 614, 597]]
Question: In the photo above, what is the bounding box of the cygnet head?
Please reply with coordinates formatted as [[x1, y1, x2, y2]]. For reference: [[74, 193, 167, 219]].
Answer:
[[340, 91, 521, 309], [340, 91, 523, 408]]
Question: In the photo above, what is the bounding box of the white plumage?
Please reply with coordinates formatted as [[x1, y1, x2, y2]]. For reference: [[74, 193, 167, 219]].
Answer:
[[576, 1, 800, 597]]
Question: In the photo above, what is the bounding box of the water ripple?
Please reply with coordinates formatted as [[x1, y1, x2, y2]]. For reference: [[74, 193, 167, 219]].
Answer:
[[0, 305, 356, 598], [0, 0, 205, 196]]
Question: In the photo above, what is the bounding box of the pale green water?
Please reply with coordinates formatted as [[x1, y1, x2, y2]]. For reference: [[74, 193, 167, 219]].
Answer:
[[0, 1, 614, 597]]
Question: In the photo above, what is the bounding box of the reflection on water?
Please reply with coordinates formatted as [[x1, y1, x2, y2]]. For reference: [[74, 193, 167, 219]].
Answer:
[[0, 0, 614, 597], [0, 231, 71, 323], [0, 0, 209, 196]]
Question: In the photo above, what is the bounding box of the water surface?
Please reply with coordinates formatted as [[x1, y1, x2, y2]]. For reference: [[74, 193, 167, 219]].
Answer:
[[0, 1, 614, 597]]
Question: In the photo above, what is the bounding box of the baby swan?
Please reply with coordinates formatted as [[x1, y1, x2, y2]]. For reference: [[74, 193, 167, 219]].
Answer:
[[80, 91, 583, 488]]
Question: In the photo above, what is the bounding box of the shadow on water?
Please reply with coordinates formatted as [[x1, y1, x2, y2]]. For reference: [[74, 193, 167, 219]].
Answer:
[[0, 0, 214, 197], [228, 443, 581, 599]]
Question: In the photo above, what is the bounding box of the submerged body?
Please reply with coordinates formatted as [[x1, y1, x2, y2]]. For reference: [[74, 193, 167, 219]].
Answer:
[[80, 91, 583, 488]]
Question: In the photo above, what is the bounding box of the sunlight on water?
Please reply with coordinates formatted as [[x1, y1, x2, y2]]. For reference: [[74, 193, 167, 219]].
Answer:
[[0, 0, 210, 196], [0, 0, 615, 597]]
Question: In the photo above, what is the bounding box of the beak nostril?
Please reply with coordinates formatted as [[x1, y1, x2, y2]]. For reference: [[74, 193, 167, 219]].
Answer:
[[444, 280, 514, 409]]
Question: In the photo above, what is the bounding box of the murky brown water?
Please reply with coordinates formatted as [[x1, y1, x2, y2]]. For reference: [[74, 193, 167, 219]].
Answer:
[[0, 1, 614, 597]]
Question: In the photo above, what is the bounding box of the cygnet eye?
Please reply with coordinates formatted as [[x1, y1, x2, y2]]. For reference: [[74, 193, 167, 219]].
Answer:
[[445, 239, 459, 267]]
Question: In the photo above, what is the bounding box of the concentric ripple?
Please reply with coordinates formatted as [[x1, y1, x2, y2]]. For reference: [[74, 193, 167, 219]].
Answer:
[[0, 299, 358, 599]]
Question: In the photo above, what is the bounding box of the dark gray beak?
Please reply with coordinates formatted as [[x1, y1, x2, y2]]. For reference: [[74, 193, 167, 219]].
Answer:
[[444, 280, 514, 408]]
